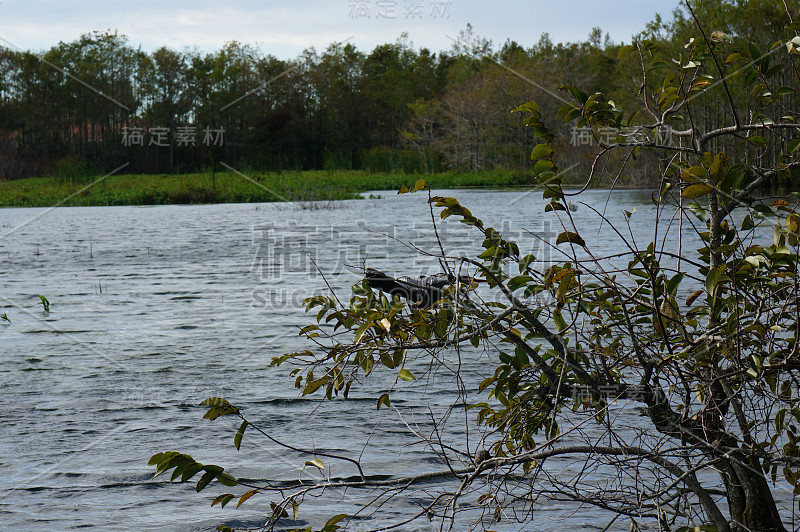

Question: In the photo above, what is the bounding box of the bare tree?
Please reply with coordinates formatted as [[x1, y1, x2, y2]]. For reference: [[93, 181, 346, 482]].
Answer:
[[151, 5, 800, 532]]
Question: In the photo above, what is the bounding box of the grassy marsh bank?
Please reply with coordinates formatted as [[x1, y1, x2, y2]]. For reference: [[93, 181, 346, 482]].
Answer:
[[0, 170, 525, 207]]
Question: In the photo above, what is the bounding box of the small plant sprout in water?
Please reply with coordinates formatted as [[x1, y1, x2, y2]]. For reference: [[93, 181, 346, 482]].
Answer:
[[1, 313, 10, 323], [37, 295, 50, 313]]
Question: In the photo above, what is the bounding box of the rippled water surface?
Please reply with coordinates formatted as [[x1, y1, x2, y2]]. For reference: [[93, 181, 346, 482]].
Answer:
[[1, 189, 778, 531]]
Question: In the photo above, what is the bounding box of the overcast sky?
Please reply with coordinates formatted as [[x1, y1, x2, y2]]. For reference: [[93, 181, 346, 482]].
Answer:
[[1, 0, 682, 57]]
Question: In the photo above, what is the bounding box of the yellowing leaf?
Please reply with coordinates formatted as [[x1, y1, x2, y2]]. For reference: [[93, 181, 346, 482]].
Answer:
[[708, 152, 729, 183], [786, 213, 800, 233], [305, 458, 325, 471], [211, 493, 235, 508], [681, 183, 713, 199], [237, 489, 258, 508], [679, 166, 707, 183], [686, 289, 703, 306], [398, 368, 415, 381]]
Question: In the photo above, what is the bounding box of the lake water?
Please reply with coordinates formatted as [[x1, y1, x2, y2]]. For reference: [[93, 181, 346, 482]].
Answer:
[[0, 189, 789, 531]]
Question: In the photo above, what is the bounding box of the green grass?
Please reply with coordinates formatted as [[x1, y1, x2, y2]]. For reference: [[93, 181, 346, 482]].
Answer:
[[0, 170, 525, 207]]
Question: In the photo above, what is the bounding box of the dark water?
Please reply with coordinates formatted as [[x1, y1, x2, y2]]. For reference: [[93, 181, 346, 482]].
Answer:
[[0, 189, 790, 531]]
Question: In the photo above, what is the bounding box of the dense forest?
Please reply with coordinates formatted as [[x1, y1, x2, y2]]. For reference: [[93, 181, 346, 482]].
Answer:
[[0, 0, 797, 185]]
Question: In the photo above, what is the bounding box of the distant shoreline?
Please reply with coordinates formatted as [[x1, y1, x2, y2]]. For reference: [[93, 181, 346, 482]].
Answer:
[[0, 170, 558, 208]]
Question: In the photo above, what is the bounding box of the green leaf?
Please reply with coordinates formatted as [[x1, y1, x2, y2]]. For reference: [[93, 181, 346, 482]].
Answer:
[[725, 52, 745, 64], [705, 264, 727, 295], [323, 514, 349, 530], [152, 452, 187, 478], [201, 397, 228, 407], [302, 377, 327, 396], [200, 398, 239, 420], [553, 312, 567, 333], [270, 501, 289, 518], [617, 45, 635, 61], [557, 271, 575, 301], [398, 368, 415, 381], [380, 350, 397, 369], [377, 392, 390, 410], [413, 179, 426, 192], [562, 85, 588, 103], [749, 41, 761, 60], [789, 139, 800, 153], [534, 159, 553, 174], [354, 322, 371, 343], [748, 135, 767, 146], [394, 348, 407, 367], [507, 275, 532, 291], [196, 471, 215, 492], [234, 421, 248, 451], [544, 201, 566, 212], [555, 232, 586, 247], [519, 254, 535, 272], [754, 204, 773, 216], [181, 463, 204, 482], [216, 472, 238, 487], [720, 166, 744, 192], [299, 324, 320, 335], [667, 272, 685, 295], [530, 143, 552, 160]]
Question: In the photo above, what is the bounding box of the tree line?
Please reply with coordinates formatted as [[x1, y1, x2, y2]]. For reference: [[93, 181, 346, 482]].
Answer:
[[0, 0, 797, 186]]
